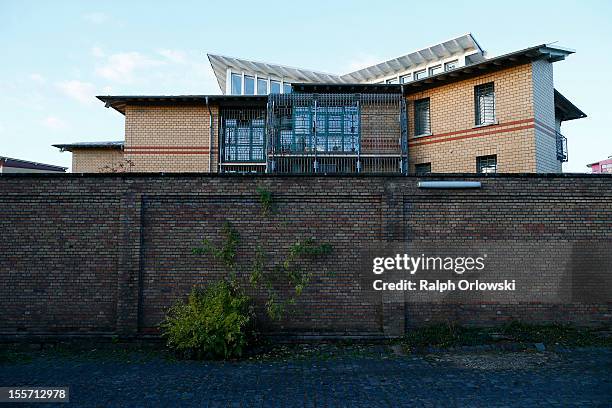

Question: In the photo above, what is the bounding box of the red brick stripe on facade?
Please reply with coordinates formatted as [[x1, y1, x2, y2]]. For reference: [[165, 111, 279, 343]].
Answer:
[[409, 122, 536, 147], [408, 118, 535, 142]]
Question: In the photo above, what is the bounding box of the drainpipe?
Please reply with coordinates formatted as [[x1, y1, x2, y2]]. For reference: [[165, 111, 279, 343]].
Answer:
[[205, 97, 214, 173]]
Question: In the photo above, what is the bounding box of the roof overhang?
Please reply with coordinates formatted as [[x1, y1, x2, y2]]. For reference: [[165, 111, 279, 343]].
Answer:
[[53, 141, 125, 152], [340, 33, 484, 82], [0, 156, 67, 172], [554, 89, 587, 121], [293, 44, 576, 95], [97, 95, 268, 114], [207, 54, 345, 94]]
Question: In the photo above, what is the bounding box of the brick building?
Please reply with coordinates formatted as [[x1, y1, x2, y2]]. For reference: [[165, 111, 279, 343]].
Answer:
[[54, 34, 586, 174]]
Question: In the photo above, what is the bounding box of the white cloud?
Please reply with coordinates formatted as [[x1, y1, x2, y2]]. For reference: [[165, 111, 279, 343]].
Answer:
[[42, 116, 67, 130], [95, 52, 164, 83], [30, 73, 45, 84], [91, 46, 105, 58], [56, 80, 96, 104], [83, 12, 108, 24], [157, 49, 187, 64]]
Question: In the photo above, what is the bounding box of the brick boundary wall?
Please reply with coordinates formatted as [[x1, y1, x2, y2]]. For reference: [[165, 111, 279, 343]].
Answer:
[[0, 174, 610, 341]]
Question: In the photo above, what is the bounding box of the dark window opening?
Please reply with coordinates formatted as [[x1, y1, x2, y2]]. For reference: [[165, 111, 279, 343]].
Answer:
[[414, 98, 431, 136], [475, 82, 496, 125], [476, 154, 497, 173], [415, 162, 431, 175]]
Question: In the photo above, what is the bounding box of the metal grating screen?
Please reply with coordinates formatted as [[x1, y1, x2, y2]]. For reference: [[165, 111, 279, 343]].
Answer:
[[475, 82, 496, 126], [220, 108, 267, 163], [267, 93, 408, 174]]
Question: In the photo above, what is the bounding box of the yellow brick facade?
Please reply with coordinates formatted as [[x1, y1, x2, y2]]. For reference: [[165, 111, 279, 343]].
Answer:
[[406, 64, 538, 173], [124, 105, 219, 172], [72, 148, 125, 173], [70, 62, 560, 174]]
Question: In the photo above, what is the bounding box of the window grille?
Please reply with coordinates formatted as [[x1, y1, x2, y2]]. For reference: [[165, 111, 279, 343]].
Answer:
[[220, 108, 267, 163], [475, 82, 496, 125], [476, 154, 497, 173], [414, 98, 431, 135]]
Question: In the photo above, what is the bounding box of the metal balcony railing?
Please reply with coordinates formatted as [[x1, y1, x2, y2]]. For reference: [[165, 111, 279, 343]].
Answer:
[[556, 131, 568, 162], [266, 93, 408, 174], [218, 93, 409, 174]]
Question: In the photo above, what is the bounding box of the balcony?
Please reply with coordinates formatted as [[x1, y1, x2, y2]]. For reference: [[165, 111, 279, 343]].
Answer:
[[556, 131, 568, 162], [219, 93, 408, 174]]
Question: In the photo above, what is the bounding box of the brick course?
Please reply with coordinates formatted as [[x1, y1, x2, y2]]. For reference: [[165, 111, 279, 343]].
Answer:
[[1, 174, 609, 339]]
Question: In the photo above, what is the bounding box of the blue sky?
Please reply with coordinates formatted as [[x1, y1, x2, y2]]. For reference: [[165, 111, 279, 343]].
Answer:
[[1, 0, 610, 172]]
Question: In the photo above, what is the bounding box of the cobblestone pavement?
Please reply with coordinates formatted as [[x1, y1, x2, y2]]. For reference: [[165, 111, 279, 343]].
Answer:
[[1, 347, 610, 407]]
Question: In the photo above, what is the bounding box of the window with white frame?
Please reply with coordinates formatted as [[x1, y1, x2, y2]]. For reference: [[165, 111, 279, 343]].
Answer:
[[231, 73, 242, 95], [428, 65, 442, 76], [270, 80, 281, 94], [257, 78, 267, 95], [444, 60, 458, 71], [414, 69, 427, 80], [386, 78, 399, 84], [244, 76, 255, 95], [400, 74, 411, 84]]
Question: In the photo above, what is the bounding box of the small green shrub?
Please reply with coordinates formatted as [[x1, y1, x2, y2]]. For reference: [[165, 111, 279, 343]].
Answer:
[[256, 187, 273, 216], [160, 281, 254, 360]]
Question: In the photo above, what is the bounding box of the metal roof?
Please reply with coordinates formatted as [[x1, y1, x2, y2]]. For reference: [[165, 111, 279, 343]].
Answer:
[[295, 44, 576, 94], [208, 33, 484, 93], [554, 89, 587, 121], [96, 95, 267, 114], [53, 141, 125, 152], [340, 33, 484, 82], [207, 54, 346, 93], [0, 156, 67, 171]]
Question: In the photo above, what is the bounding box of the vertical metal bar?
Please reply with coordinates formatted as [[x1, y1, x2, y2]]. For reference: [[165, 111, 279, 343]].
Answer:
[[313, 96, 318, 173]]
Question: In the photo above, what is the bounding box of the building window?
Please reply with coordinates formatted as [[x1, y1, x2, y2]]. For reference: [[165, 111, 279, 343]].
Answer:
[[283, 82, 292, 93], [428, 65, 442, 76], [231, 73, 242, 95], [400, 74, 411, 84], [222, 113, 266, 162], [415, 162, 431, 175], [270, 80, 281, 94], [444, 60, 458, 71], [244, 76, 255, 95], [476, 154, 497, 173], [386, 77, 399, 84], [414, 98, 431, 136], [475, 82, 496, 126], [257, 78, 267, 95], [414, 69, 427, 80]]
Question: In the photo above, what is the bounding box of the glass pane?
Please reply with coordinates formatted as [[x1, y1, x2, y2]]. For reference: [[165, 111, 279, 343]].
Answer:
[[428, 65, 442, 76], [231, 73, 242, 95], [386, 78, 399, 84], [257, 78, 267, 95], [283, 83, 292, 93], [444, 60, 458, 71], [244, 76, 254, 95], [270, 80, 281, 94], [400, 74, 411, 83], [414, 70, 427, 80]]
